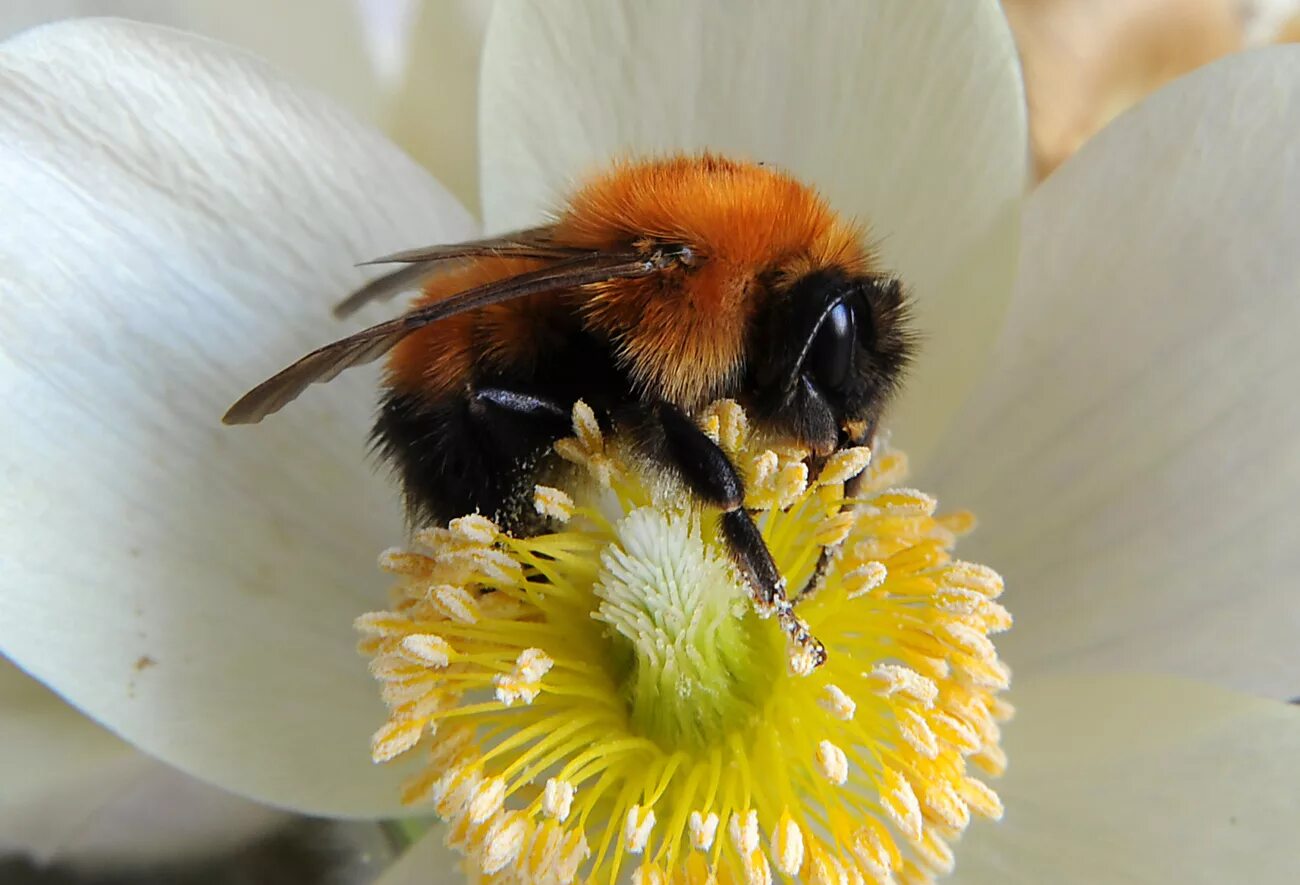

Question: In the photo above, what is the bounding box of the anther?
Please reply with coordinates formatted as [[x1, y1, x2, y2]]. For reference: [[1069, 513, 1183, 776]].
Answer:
[[818, 684, 857, 720], [480, 813, 528, 875], [543, 778, 575, 821], [818, 446, 873, 486], [727, 809, 760, 855], [370, 719, 424, 763], [881, 768, 922, 841], [689, 811, 719, 851], [515, 647, 554, 682], [844, 561, 888, 598], [772, 811, 805, 875], [449, 513, 500, 545], [399, 634, 453, 668], [429, 584, 480, 624], [867, 664, 939, 707], [742, 850, 773, 885], [815, 740, 849, 785], [353, 611, 413, 637], [632, 862, 668, 885], [959, 776, 1004, 820], [571, 400, 604, 454], [534, 485, 575, 522], [625, 805, 656, 854], [469, 777, 506, 823], [897, 708, 940, 759]]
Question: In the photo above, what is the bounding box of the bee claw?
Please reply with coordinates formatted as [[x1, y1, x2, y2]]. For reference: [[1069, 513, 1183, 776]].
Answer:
[[775, 599, 827, 673]]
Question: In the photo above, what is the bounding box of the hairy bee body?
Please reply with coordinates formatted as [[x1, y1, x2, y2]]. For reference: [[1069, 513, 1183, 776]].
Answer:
[[373, 155, 911, 526], [374, 259, 624, 527], [226, 154, 914, 665]]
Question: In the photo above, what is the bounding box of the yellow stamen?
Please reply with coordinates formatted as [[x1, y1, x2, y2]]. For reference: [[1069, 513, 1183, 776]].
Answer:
[[625, 804, 656, 853], [772, 809, 805, 875], [357, 400, 1011, 883], [688, 810, 719, 851], [533, 485, 575, 522], [543, 777, 576, 821], [819, 683, 857, 721]]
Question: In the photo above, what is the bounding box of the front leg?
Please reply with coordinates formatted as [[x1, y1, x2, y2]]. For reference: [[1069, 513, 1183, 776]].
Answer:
[[796, 415, 880, 601], [656, 403, 827, 670]]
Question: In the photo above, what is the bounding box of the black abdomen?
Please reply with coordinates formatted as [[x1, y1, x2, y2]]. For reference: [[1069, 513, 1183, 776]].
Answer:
[[372, 331, 628, 530]]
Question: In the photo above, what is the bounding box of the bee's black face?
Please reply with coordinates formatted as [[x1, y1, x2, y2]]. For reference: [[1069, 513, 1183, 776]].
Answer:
[[749, 269, 912, 456]]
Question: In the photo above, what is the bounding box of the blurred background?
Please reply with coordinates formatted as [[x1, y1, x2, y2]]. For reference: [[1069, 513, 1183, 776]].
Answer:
[[2, 0, 1297, 882], [1005, 0, 1300, 177]]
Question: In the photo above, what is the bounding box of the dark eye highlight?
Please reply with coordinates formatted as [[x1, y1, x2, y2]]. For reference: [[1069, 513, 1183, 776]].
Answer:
[[810, 301, 855, 391]]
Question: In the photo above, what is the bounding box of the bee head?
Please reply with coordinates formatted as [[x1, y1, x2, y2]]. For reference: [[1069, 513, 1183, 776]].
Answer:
[[749, 269, 913, 455]]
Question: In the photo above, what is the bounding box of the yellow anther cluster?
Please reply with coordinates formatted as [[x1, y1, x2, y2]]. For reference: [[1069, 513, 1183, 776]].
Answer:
[[356, 401, 1011, 883]]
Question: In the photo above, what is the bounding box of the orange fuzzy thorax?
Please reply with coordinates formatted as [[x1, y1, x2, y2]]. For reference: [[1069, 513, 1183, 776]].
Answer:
[[386, 154, 874, 406]]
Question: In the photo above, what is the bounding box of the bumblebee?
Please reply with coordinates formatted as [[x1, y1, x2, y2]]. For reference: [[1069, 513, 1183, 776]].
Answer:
[[226, 154, 913, 665]]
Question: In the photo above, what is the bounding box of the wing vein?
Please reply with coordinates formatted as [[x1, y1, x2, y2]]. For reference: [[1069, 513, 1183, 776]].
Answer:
[[224, 252, 661, 425]]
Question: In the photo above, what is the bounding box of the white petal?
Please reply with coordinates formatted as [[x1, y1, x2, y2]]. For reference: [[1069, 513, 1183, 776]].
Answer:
[[478, 0, 1026, 458], [954, 674, 1300, 883], [372, 825, 464, 885], [381, 0, 495, 215], [1, 660, 134, 858], [1242, 0, 1300, 44], [0, 20, 475, 814], [927, 49, 1300, 697], [355, 0, 422, 90], [1, 660, 286, 865], [0, 1, 384, 120]]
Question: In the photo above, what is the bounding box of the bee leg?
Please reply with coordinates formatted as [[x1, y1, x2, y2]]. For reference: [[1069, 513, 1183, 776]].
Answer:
[[656, 403, 827, 668], [470, 387, 571, 427], [464, 386, 576, 529], [795, 415, 880, 601], [376, 386, 576, 531], [842, 414, 879, 499]]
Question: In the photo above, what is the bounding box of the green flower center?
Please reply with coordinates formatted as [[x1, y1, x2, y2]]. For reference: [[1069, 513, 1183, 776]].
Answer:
[[593, 507, 784, 750]]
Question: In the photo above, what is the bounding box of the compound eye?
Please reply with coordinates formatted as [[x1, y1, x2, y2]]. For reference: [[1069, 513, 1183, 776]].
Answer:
[[810, 301, 855, 391]]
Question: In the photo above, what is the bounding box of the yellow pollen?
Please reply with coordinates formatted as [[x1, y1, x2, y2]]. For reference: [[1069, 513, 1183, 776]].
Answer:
[[626, 805, 656, 854], [728, 808, 761, 854], [469, 776, 506, 824], [688, 810, 719, 851], [449, 513, 499, 545], [844, 561, 889, 598], [428, 584, 479, 624], [819, 683, 857, 720], [357, 400, 1012, 883], [898, 708, 941, 759], [369, 718, 423, 763], [881, 767, 924, 841], [543, 778, 576, 821], [815, 739, 850, 785], [399, 634, 451, 668], [818, 446, 874, 486], [631, 863, 665, 885], [868, 664, 940, 706], [772, 810, 805, 874], [533, 484, 575, 522], [481, 812, 528, 874], [743, 849, 773, 885]]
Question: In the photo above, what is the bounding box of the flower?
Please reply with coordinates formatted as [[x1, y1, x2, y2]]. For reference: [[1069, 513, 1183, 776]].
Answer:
[[0, 0, 493, 213], [0, 662, 290, 866], [358, 401, 1010, 881], [0, 0, 399, 125], [2, 4, 1299, 882]]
